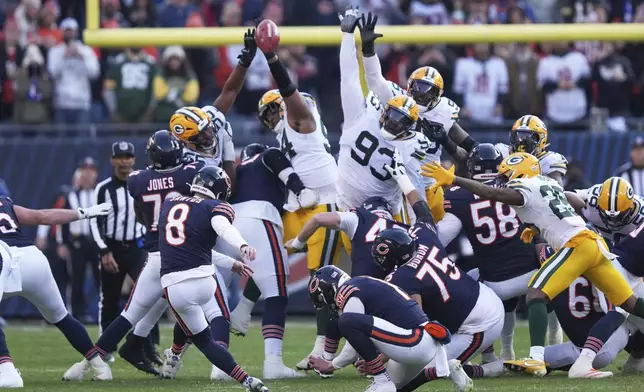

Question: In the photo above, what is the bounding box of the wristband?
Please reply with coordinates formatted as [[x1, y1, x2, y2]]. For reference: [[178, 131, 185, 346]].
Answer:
[[291, 237, 305, 250], [397, 175, 416, 196]]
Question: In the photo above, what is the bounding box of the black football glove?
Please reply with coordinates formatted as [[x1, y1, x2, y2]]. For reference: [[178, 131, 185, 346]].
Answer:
[[238, 28, 257, 68], [359, 12, 383, 57], [419, 118, 448, 144], [338, 6, 360, 34]]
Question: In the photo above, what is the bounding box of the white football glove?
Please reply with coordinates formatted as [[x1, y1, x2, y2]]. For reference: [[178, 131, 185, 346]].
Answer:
[[298, 188, 319, 209], [78, 202, 112, 219], [384, 148, 415, 195], [284, 190, 300, 212], [240, 244, 256, 262]]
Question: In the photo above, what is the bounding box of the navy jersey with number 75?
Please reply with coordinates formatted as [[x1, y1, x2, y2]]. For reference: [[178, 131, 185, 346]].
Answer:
[[159, 195, 234, 276], [388, 219, 479, 333]]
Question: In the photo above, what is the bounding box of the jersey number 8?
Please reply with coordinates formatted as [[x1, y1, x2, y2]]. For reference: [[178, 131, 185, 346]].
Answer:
[[165, 203, 190, 246]]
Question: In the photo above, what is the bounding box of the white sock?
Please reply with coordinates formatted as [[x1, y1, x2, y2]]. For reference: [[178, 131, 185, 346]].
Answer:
[[529, 346, 545, 362], [481, 360, 505, 377], [313, 335, 325, 354], [265, 338, 283, 358], [482, 350, 497, 363], [502, 311, 515, 352], [580, 348, 598, 361], [235, 295, 256, 315], [548, 312, 562, 344]]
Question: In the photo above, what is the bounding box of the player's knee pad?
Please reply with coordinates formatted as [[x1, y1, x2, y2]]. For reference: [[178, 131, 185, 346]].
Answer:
[[503, 297, 519, 313], [338, 313, 373, 335]]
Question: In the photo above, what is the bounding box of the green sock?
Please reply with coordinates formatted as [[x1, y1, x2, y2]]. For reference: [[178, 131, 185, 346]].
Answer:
[[527, 299, 548, 347], [243, 278, 261, 302]]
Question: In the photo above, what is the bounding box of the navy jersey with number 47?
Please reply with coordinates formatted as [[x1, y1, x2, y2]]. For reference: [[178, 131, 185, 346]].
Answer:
[[159, 195, 235, 276], [443, 184, 539, 282], [350, 208, 409, 279], [335, 276, 428, 329], [0, 196, 31, 247], [128, 163, 202, 252], [388, 218, 479, 333]]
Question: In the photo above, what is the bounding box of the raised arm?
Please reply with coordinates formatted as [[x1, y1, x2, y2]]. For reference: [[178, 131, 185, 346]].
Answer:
[[565, 191, 587, 215], [213, 29, 257, 114], [339, 7, 366, 130], [287, 211, 358, 251], [359, 12, 394, 102]]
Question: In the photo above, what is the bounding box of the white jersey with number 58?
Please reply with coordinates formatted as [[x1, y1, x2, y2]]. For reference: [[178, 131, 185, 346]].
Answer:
[[507, 175, 585, 250]]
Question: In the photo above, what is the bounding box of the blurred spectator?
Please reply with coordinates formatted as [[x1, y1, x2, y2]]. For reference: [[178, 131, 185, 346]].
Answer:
[[592, 42, 635, 132], [34, 1, 62, 56], [13, 44, 52, 124], [157, 0, 196, 27], [277, 46, 319, 93], [409, 0, 451, 24], [504, 43, 542, 118], [14, 0, 41, 47], [537, 41, 590, 125], [104, 48, 157, 122], [453, 43, 509, 124], [101, 0, 128, 27], [124, 0, 156, 27], [490, 0, 537, 22], [615, 136, 644, 195], [183, 12, 218, 106], [564, 160, 591, 191], [406, 44, 456, 96], [504, 3, 532, 23], [527, 0, 559, 22], [152, 46, 199, 122], [47, 18, 100, 126], [465, 0, 492, 23], [559, 0, 607, 23], [0, 20, 22, 121]]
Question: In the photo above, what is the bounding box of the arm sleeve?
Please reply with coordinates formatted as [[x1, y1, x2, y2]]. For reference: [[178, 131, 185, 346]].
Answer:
[[211, 249, 237, 270], [222, 123, 235, 162], [337, 211, 360, 240], [90, 184, 108, 251], [340, 32, 366, 129], [363, 53, 395, 102], [437, 212, 463, 246], [413, 200, 435, 226], [211, 207, 247, 251]]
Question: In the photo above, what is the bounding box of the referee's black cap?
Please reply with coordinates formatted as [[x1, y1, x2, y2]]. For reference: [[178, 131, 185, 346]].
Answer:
[[112, 141, 135, 158]]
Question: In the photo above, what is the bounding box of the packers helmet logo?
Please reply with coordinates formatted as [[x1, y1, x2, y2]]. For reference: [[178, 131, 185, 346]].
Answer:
[[308, 278, 320, 294], [172, 124, 185, 135], [506, 155, 525, 166], [627, 186, 634, 200], [375, 243, 390, 255]]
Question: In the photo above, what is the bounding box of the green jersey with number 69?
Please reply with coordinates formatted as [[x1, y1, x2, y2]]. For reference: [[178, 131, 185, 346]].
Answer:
[[507, 175, 586, 250]]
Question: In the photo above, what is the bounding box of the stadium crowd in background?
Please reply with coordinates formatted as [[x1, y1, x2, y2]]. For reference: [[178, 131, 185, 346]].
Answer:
[[1, 0, 644, 133]]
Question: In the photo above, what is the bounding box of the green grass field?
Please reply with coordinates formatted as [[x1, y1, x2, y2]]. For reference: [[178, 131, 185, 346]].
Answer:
[[4, 321, 643, 391]]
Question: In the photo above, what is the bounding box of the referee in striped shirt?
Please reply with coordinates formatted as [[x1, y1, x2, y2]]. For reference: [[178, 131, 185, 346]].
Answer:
[[91, 141, 146, 354], [615, 136, 644, 196]]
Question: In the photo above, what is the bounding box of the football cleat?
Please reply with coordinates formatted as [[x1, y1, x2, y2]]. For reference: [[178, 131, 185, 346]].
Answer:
[[263, 359, 307, 379], [90, 356, 113, 381], [160, 349, 182, 379], [229, 306, 252, 337], [504, 358, 547, 377], [448, 359, 473, 392], [244, 376, 269, 392], [569, 355, 613, 379], [211, 365, 234, 381], [62, 359, 89, 381], [0, 362, 23, 388], [118, 339, 159, 376], [365, 378, 396, 392], [143, 338, 163, 366], [621, 355, 644, 374]]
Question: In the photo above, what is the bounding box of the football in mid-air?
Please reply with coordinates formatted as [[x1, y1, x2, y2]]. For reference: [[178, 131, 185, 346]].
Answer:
[[256, 19, 280, 53]]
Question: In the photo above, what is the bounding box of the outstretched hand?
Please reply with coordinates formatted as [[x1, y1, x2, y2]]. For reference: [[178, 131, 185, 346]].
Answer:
[[359, 12, 383, 56], [338, 6, 360, 33], [237, 28, 257, 67], [421, 161, 455, 186]]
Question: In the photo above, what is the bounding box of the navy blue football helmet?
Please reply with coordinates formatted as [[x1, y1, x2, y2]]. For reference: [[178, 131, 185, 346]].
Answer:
[[362, 196, 393, 220], [372, 228, 417, 272], [147, 130, 183, 170], [467, 143, 503, 181], [190, 166, 231, 201], [308, 266, 350, 313], [240, 143, 268, 162]]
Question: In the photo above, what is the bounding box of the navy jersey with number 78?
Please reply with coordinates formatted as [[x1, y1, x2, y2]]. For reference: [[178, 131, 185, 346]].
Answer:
[[128, 162, 203, 252], [388, 219, 479, 333], [159, 195, 234, 276]]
